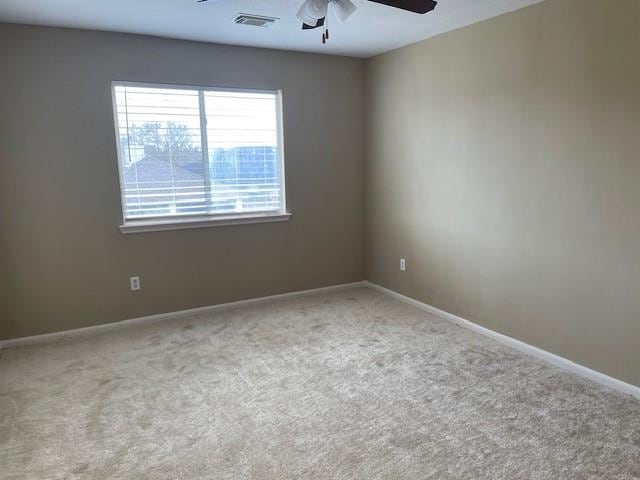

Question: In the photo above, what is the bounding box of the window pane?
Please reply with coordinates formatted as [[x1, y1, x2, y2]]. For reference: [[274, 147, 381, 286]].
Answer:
[[205, 91, 281, 214], [113, 84, 284, 221], [115, 86, 206, 219]]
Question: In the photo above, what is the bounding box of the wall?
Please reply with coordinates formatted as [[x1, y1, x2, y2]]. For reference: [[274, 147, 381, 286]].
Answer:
[[0, 24, 365, 339], [365, 0, 640, 386]]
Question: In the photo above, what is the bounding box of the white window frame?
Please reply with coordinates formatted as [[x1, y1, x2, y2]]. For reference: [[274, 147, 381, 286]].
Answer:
[[111, 81, 290, 234]]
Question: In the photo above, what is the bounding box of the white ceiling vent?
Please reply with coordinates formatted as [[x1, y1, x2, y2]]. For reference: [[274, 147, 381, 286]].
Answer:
[[234, 14, 279, 28]]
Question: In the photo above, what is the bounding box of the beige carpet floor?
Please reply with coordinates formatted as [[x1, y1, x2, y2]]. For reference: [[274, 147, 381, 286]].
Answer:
[[1, 287, 639, 479]]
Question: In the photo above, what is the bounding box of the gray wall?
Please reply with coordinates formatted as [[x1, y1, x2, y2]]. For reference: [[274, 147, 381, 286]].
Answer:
[[366, 0, 640, 386], [0, 24, 365, 339]]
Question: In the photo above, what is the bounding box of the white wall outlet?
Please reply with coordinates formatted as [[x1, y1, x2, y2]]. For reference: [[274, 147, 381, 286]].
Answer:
[[400, 258, 406, 271], [130, 276, 141, 291]]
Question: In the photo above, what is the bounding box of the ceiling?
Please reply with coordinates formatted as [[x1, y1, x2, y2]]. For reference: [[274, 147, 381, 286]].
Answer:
[[0, 0, 544, 58]]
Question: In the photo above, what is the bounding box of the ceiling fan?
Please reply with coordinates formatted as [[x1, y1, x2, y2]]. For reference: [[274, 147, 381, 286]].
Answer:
[[298, 0, 438, 44]]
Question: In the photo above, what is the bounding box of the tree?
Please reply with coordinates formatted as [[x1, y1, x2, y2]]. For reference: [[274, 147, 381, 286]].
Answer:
[[163, 122, 195, 153], [130, 122, 196, 154]]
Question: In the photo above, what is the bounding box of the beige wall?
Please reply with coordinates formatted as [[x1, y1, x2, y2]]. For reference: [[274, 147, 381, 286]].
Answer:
[[366, 0, 640, 386], [2, 0, 639, 387], [0, 24, 365, 339]]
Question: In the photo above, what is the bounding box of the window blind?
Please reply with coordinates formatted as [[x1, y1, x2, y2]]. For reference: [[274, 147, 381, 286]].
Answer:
[[113, 83, 284, 221]]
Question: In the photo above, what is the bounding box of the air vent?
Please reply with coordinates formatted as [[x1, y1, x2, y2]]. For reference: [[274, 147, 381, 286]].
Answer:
[[234, 14, 279, 27]]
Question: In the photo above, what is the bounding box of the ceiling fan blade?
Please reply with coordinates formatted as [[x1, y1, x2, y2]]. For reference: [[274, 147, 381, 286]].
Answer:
[[368, 0, 437, 14], [333, 0, 358, 22], [302, 17, 325, 30], [297, 0, 328, 26]]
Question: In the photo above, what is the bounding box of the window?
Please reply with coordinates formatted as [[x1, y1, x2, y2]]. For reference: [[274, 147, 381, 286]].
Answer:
[[112, 82, 288, 233]]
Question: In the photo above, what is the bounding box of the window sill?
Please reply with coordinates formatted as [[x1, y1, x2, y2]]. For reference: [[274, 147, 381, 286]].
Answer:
[[119, 212, 292, 234]]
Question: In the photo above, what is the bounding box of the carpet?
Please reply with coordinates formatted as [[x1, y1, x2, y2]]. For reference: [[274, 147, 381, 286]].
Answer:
[[1, 287, 639, 479]]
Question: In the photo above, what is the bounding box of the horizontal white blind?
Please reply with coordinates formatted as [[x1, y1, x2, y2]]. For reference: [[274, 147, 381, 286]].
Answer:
[[113, 83, 283, 220]]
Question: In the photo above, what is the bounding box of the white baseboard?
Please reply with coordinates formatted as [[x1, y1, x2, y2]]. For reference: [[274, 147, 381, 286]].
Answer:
[[364, 281, 640, 400], [4, 279, 638, 400], [0, 281, 366, 350]]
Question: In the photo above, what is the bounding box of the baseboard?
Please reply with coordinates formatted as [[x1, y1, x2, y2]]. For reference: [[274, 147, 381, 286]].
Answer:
[[364, 281, 640, 400], [4, 279, 638, 400], [0, 281, 366, 350]]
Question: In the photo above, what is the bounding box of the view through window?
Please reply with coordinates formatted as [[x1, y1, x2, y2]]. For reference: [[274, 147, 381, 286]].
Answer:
[[113, 83, 284, 222]]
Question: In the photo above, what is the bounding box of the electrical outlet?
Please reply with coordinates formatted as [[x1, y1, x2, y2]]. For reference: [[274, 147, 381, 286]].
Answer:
[[130, 276, 141, 291], [400, 258, 406, 271]]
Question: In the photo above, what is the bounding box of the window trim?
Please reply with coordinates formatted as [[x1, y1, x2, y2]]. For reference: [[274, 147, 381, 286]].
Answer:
[[111, 81, 289, 233], [119, 212, 292, 234]]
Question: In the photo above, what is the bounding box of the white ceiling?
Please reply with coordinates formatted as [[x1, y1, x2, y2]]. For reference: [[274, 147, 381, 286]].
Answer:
[[0, 0, 544, 58]]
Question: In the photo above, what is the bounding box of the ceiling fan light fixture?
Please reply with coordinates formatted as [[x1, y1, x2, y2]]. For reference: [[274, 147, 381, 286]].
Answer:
[[295, 0, 438, 45], [296, 0, 328, 26], [332, 0, 357, 22]]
